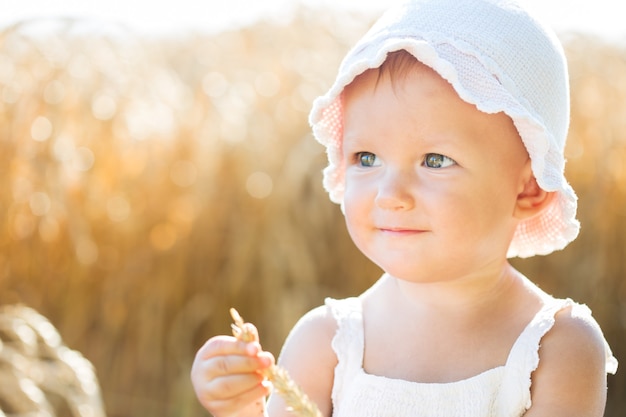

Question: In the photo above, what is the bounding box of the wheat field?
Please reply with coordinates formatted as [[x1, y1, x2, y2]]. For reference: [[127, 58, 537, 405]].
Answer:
[[0, 9, 623, 417]]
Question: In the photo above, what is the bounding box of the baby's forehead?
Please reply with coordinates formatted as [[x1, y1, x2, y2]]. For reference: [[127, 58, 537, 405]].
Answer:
[[341, 62, 523, 152]]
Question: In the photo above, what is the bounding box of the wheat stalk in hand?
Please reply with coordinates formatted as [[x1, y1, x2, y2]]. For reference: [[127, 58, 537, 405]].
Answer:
[[229, 308, 323, 417]]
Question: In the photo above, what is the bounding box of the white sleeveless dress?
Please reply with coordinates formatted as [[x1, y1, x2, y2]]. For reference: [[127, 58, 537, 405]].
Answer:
[[326, 296, 617, 417]]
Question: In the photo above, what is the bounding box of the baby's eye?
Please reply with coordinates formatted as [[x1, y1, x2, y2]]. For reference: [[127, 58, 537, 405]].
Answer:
[[356, 152, 381, 167], [424, 153, 456, 168]]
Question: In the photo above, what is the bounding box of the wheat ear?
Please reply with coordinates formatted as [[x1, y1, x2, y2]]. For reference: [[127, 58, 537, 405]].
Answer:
[[229, 308, 323, 417]]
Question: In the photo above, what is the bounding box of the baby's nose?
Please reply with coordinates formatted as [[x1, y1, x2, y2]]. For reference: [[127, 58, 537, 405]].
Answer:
[[374, 169, 415, 210]]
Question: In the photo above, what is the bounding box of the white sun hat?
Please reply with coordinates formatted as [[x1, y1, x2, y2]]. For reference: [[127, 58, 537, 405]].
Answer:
[[309, 0, 579, 258]]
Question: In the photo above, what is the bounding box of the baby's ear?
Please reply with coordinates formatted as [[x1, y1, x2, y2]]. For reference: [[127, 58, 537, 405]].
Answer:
[[514, 169, 553, 219]]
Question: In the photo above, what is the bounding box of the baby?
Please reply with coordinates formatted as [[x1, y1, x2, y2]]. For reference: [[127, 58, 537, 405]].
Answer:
[[191, 1, 618, 416]]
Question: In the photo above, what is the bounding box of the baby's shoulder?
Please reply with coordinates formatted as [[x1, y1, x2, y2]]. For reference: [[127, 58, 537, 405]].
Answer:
[[517, 275, 606, 348], [544, 302, 607, 363], [281, 303, 338, 353], [512, 276, 611, 372], [292, 304, 338, 335], [523, 302, 611, 416]]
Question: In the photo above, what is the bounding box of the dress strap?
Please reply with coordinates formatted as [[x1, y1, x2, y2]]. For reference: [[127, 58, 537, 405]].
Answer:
[[497, 297, 618, 415], [325, 297, 364, 408]]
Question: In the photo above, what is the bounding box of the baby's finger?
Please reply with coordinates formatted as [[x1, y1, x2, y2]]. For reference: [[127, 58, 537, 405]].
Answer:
[[198, 377, 270, 415], [196, 335, 261, 360], [202, 352, 271, 379]]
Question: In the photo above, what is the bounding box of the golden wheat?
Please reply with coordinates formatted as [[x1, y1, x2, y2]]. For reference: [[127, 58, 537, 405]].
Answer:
[[0, 305, 106, 417], [230, 308, 322, 417]]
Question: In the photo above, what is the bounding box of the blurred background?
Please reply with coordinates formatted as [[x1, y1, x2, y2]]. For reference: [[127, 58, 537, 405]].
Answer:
[[0, 1, 624, 416]]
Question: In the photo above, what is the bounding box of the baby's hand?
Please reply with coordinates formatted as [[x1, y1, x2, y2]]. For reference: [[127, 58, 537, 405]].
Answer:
[[191, 324, 275, 417]]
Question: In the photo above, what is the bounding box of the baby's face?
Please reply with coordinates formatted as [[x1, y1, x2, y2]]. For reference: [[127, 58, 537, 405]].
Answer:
[[341, 62, 530, 283]]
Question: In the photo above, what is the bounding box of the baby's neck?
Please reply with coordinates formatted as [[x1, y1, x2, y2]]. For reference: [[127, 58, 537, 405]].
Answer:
[[361, 264, 543, 384], [383, 263, 521, 317]]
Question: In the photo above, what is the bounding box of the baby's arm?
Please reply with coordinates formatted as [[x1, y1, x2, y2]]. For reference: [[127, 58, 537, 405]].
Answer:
[[523, 306, 609, 417], [267, 305, 338, 417], [190, 323, 274, 417]]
